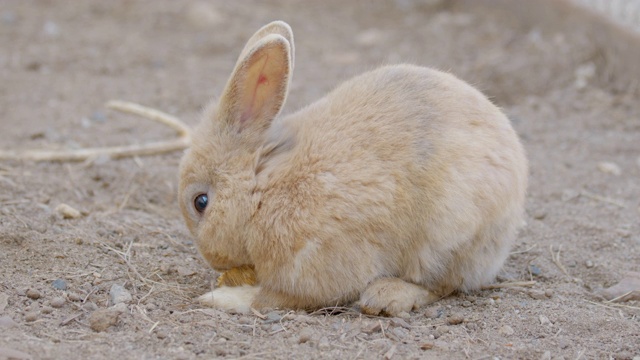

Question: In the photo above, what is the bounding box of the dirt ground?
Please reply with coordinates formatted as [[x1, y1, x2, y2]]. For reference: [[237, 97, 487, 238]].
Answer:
[[1, 1, 639, 359]]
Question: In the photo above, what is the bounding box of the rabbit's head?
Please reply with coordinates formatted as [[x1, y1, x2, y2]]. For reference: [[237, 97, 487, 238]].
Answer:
[[178, 22, 294, 271]]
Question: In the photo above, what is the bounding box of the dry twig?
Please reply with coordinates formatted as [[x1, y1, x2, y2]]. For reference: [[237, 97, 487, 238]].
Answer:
[[0, 100, 191, 162], [550, 245, 570, 276], [308, 306, 359, 317], [510, 244, 537, 255], [585, 299, 640, 312], [251, 308, 267, 320], [481, 280, 537, 290], [580, 190, 626, 208], [605, 290, 636, 303], [100, 241, 150, 286]]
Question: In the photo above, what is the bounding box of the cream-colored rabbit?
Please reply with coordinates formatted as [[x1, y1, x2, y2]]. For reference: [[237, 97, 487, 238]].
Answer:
[[178, 21, 528, 316]]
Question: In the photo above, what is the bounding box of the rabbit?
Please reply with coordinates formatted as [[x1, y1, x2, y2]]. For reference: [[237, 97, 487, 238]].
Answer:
[[178, 20, 528, 316]]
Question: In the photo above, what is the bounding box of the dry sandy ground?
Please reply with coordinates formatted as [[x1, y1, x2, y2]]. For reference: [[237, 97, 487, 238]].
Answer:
[[1, 1, 639, 359]]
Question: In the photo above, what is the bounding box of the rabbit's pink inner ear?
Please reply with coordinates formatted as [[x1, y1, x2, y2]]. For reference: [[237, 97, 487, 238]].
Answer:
[[235, 42, 289, 131], [238, 54, 270, 126]]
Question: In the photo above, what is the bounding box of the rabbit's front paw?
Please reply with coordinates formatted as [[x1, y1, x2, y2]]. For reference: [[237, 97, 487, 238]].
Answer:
[[359, 278, 438, 316], [198, 285, 260, 314]]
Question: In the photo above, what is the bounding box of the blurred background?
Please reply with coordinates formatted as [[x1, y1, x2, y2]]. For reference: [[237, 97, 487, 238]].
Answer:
[[1, 1, 639, 359], [576, 0, 640, 32]]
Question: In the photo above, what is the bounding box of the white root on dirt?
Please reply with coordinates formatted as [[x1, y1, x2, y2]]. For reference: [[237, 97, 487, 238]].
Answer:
[[480, 280, 537, 290], [0, 100, 191, 162]]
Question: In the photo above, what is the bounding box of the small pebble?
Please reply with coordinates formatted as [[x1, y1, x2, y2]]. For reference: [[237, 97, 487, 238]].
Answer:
[[0, 316, 17, 328], [109, 284, 132, 305], [461, 300, 472, 307], [55, 203, 81, 219], [89, 309, 120, 332], [392, 327, 408, 340], [585, 260, 594, 268], [26, 289, 41, 300], [217, 329, 235, 340], [447, 314, 464, 325], [263, 311, 283, 324], [539, 315, 551, 326], [90, 111, 107, 122], [361, 321, 382, 334], [614, 352, 635, 360], [43, 21, 60, 37], [616, 229, 632, 238], [396, 311, 410, 320], [390, 317, 411, 329], [83, 302, 98, 312], [298, 327, 314, 344], [528, 290, 547, 300], [81, 117, 92, 129], [499, 324, 515, 336], [544, 289, 554, 298], [50, 297, 66, 308], [561, 188, 579, 201], [559, 339, 570, 349], [67, 292, 82, 302], [52, 279, 67, 290], [528, 264, 542, 276], [41, 306, 54, 314], [177, 266, 196, 277], [294, 314, 316, 325], [317, 336, 331, 351], [112, 302, 128, 314], [533, 210, 547, 220], [424, 307, 442, 319], [25, 311, 39, 322], [434, 325, 450, 338], [155, 330, 168, 339], [174, 351, 191, 360], [597, 161, 621, 176], [420, 342, 434, 350], [214, 348, 227, 356]]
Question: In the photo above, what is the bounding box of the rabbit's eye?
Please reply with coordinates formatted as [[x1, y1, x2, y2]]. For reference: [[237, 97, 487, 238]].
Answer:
[[194, 194, 208, 213]]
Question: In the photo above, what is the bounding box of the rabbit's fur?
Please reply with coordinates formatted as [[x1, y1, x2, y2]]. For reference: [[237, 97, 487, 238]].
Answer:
[[178, 21, 527, 315]]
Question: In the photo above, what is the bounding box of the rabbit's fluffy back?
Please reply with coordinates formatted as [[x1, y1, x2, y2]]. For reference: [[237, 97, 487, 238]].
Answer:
[[238, 64, 528, 308]]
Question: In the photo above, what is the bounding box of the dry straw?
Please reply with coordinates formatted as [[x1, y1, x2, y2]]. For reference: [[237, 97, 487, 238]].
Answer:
[[0, 101, 191, 162]]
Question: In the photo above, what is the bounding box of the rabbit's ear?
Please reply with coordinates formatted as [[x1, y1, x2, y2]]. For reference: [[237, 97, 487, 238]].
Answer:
[[239, 21, 294, 70], [218, 34, 292, 136]]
